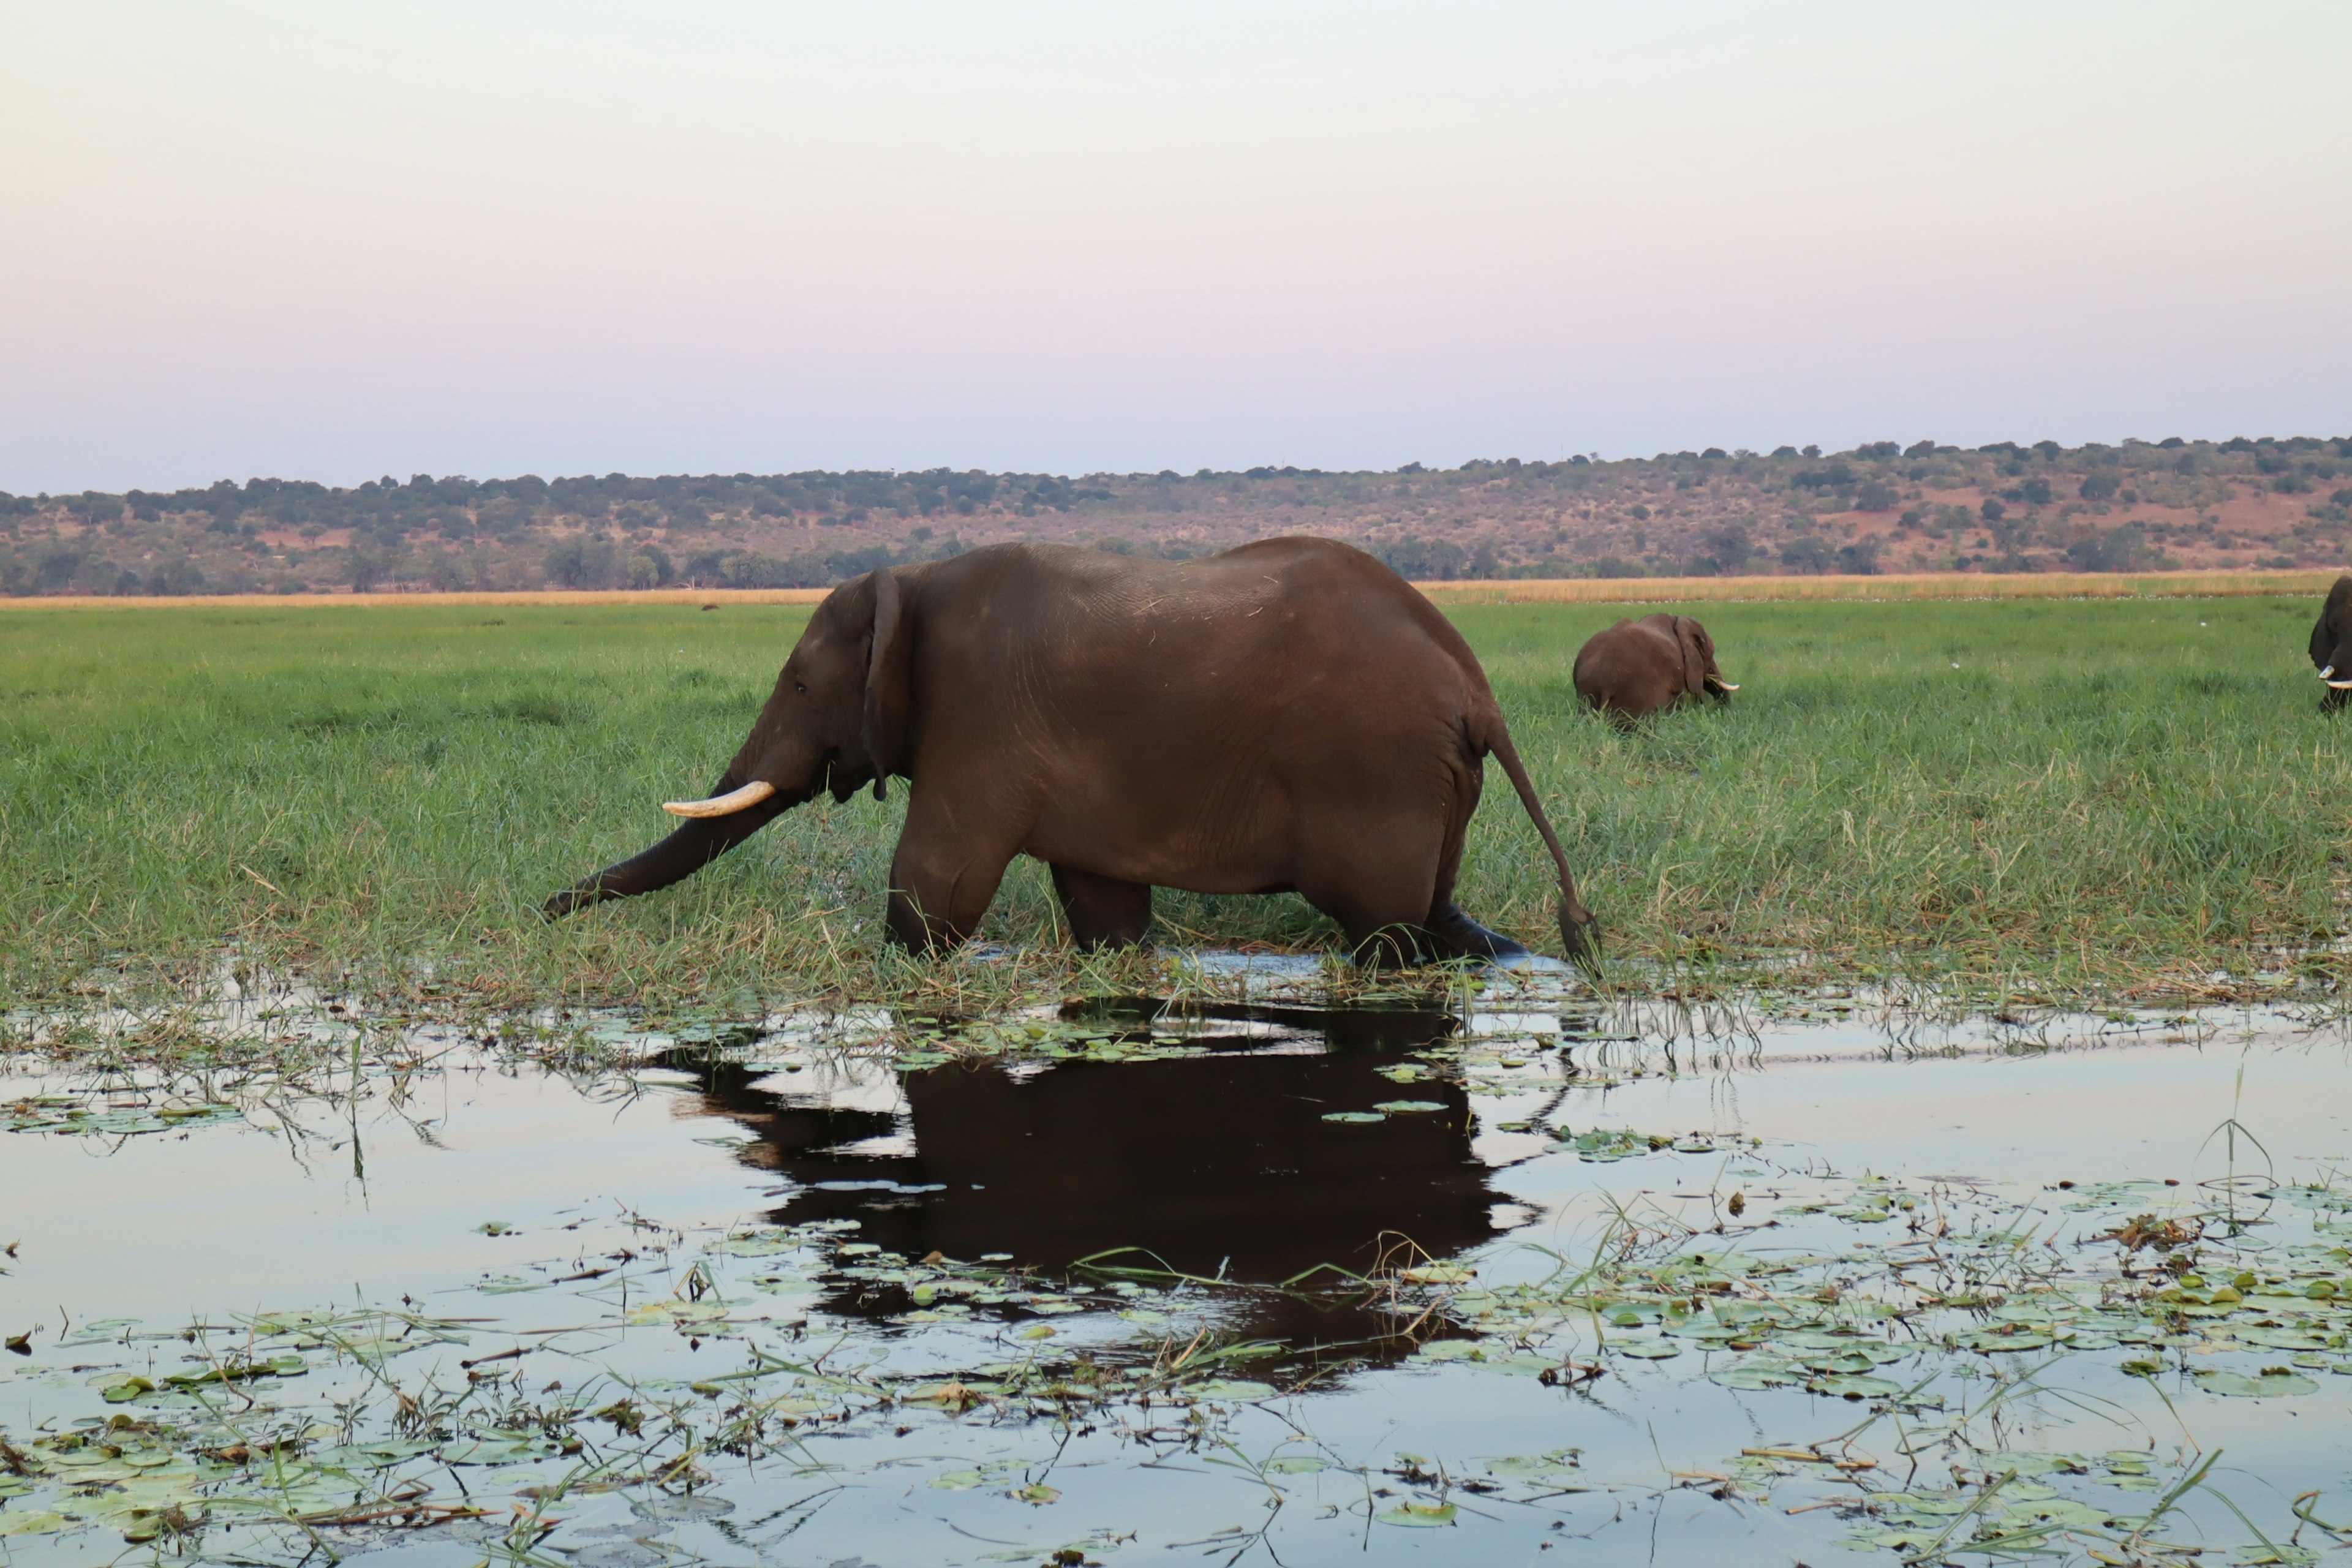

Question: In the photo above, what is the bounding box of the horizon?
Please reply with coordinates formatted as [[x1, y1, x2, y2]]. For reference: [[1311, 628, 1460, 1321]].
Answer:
[[12, 432, 2352, 501]]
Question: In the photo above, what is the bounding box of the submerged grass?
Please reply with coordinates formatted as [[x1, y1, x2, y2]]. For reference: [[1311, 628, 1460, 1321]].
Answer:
[[4, 594, 2350, 1020]]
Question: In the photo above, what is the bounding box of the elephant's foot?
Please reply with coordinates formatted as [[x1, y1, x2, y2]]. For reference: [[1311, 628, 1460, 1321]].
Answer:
[[884, 887, 979, 953], [1049, 864, 1153, 950], [1419, 902, 1529, 962]]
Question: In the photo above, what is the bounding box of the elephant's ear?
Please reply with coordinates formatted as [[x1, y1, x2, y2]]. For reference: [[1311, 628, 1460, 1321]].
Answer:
[[861, 570, 913, 800], [2315, 586, 2345, 669], [1674, 617, 1707, 695]]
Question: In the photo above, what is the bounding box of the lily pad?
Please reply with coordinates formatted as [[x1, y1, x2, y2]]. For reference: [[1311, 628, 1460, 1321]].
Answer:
[[1376, 1501, 1458, 1528], [2193, 1368, 2318, 1397], [0, 1511, 70, 1537]]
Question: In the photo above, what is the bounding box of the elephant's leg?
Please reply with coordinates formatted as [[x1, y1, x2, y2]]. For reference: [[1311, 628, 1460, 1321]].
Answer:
[[1295, 816, 1449, 968], [883, 797, 1019, 952], [1419, 767, 1528, 962], [1049, 864, 1154, 950]]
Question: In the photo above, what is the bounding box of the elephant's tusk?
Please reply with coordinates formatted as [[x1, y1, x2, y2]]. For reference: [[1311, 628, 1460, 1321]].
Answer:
[[1714, 681, 1740, 691], [2324, 666, 2339, 679], [2329, 679, 2352, 692], [663, 780, 778, 818]]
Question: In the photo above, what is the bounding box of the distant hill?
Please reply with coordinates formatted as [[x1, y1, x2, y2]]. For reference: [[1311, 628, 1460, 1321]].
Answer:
[[6, 435, 2350, 598]]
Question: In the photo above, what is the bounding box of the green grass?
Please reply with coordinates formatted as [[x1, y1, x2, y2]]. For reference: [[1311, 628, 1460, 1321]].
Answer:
[[4, 595, 2348, 1018]]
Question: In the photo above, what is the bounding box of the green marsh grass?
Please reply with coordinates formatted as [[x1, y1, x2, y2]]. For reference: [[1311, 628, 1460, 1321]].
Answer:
[[2, 595, 2347, 1019]]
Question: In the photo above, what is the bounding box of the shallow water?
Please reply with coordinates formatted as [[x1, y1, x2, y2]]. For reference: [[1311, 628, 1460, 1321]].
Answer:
[[5, 995, 2352, 1566]]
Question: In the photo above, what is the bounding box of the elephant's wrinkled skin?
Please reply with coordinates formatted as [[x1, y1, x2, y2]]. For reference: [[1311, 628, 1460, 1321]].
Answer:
[[545, 538, 1596, 963], [2310, 575, 2352, 713], [1572, 612, 1736, 722]]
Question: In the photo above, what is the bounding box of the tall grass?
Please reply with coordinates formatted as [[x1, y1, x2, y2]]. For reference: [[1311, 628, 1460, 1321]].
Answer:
[[2, 594, 2346, 1016]]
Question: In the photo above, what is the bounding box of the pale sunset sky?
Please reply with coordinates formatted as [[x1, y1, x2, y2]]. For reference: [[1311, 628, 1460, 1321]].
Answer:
[[3, 2, 2347, 490]]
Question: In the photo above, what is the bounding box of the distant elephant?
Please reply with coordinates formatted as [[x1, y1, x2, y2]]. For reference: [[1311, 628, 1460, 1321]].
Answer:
[[545, 538, 1596, 963], [2309, 575, 2352, 712], [1572, 612, 1737, 722]]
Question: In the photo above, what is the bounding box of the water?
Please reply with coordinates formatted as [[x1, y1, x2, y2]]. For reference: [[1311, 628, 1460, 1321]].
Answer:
[[4, 994, 2352, 1566]]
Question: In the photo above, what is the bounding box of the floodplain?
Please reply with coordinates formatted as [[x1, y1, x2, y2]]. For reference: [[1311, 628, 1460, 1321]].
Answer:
[[7, 595, 2352, 1567]]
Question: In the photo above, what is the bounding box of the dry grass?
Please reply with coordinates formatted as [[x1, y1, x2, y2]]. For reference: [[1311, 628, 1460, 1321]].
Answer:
[[5, 568, 2344, 614], [0, 586, 834, 611], [1417, 568, 2348, 604]]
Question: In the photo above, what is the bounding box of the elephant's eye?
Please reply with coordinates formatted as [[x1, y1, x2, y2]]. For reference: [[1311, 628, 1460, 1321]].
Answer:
[[794, 682, 807, 695]]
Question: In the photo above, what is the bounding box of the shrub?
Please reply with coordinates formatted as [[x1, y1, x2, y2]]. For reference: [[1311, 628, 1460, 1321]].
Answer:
[[1779, 537, 1835, 574], [2065, 525, 2155, 572], [1376, 536, 1468, 580], [1835, 538, 1883, 574]]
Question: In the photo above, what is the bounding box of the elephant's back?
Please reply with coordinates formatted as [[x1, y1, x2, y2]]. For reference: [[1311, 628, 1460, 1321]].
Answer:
[[927, 536, 1482, 704]]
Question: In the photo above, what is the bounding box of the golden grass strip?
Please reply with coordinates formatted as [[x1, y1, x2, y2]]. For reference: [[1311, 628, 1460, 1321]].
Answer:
[[3, 568, 2343, 612], [0, 587, 834, 611], [1415, 569, 2348, 603]]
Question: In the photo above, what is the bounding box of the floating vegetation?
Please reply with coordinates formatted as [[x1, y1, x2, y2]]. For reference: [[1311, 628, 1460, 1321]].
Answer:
[[6, 997, 2352, 1565]]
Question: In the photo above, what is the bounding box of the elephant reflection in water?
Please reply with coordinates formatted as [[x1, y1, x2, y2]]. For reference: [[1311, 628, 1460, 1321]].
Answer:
[[671, 1008, 1507, 1359]]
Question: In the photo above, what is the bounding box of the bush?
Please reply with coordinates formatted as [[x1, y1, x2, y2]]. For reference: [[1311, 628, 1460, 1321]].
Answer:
[[1835, 538, 1883, 575], [1695, 524, 1754, 573], [2078, 473, 2120, 501], [1779, 537, 1834, 574], [1854, 479, 1901, 511], [1376, 536, 1468, 581], [1980, 499, 2007, 523], [544, 537, 620, 590], [2065, 525, 2155, 572]]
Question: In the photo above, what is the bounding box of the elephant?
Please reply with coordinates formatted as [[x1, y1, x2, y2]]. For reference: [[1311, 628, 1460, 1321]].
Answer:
[[2309, 575, 2352, 712], [545, 537, 1596, 964], [1572, 612, 1736, 722]]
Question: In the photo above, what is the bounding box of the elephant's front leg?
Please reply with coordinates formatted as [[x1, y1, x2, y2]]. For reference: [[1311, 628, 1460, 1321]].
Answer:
[[882, 797, 1020, 952], [1050, 864, 1153, 950]]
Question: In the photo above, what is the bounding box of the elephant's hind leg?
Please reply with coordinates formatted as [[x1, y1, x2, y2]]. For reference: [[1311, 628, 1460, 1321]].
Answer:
[[1049, 864, 1153, 950], [1411, 764, 1526, 961]]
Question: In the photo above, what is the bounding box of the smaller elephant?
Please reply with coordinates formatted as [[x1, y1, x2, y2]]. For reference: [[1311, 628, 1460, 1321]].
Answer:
[[2309, 575, 2352, 713], [1573, 613, 1737, 722]]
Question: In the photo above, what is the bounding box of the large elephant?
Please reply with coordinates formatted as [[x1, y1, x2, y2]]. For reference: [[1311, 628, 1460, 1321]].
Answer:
[[2309, 575, 2352, 712], [1572, 612, 1736, 722], [545, 538, 1596, 963]]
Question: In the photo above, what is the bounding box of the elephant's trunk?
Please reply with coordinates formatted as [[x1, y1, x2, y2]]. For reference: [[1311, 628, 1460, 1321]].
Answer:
[[542, 768, 796, 919]]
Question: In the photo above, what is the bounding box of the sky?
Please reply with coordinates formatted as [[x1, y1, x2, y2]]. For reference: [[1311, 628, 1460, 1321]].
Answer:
[[4, 1, 2348, 491]]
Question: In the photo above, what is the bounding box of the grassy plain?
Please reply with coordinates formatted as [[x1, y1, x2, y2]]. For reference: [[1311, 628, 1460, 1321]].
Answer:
[[3, 594, 2347, 1020]]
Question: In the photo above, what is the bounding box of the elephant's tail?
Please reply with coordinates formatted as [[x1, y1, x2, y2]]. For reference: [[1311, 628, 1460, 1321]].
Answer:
[[1482, 714, 1599, 965]]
